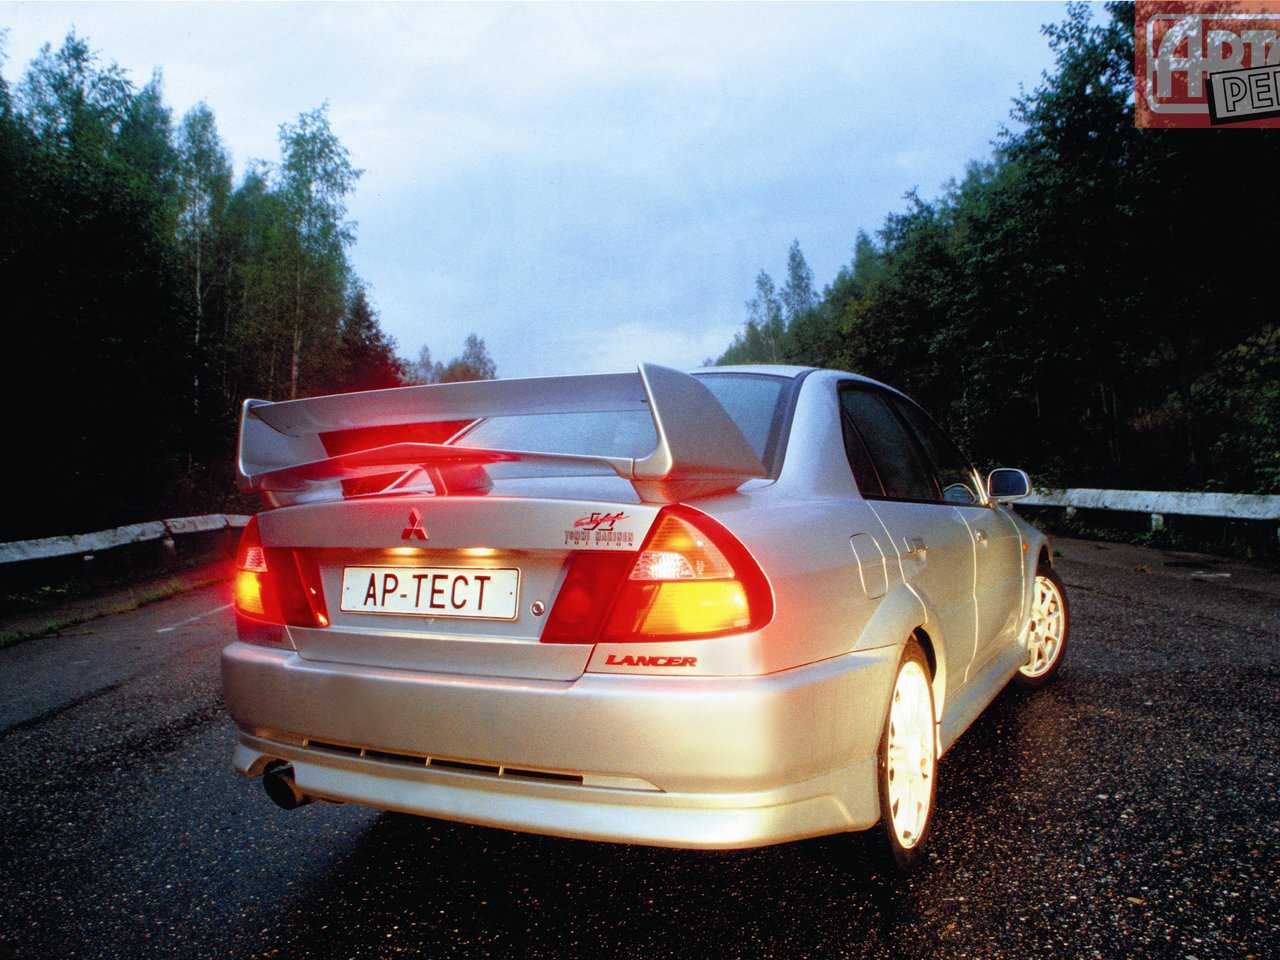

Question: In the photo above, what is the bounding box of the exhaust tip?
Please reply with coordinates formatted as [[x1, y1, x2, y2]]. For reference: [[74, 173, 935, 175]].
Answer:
[[262, 762, 312, 810]]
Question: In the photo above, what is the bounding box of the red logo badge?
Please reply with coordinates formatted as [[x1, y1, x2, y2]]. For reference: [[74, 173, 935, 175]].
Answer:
[[401, 509, 428, 541], [573, 511, 626, 531]]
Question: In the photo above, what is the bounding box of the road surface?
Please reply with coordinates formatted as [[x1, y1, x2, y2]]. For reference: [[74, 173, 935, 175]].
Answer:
[[1, 537, 1276, 959]]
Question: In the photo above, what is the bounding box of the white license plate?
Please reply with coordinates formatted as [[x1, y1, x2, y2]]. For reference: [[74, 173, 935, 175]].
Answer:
[[340, 566, 520, 620]]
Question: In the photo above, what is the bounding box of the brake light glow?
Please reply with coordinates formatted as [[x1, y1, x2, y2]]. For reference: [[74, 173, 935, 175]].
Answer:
[[542, 506, 772, 644], [234, 519, 271, 619], [234, 518, 329, 629]]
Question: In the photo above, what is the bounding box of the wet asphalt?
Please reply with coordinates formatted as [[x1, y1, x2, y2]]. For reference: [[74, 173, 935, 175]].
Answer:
[[0, 536, 1276, 960]]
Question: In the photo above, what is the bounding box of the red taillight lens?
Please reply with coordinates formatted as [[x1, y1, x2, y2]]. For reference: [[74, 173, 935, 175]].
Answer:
[[603, 509, 770, 641], [541, 506, 773, 644], [234, 518, 329, 629], [539, 552, 633, 644]]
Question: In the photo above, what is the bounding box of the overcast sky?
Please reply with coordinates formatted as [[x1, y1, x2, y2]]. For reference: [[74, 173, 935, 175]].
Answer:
[[3, 1, 1066, 379]]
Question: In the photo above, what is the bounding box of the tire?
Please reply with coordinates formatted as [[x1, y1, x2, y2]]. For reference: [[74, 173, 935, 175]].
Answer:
[[1014, 564, 1070, 690], [873, 638, 937, 872]]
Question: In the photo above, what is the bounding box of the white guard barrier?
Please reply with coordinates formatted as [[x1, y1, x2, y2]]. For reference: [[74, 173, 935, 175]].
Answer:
[[0, 515, 251, 565]]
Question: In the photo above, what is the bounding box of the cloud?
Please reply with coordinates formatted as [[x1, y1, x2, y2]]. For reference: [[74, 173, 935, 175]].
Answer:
[[3, 1, 1067, 379]]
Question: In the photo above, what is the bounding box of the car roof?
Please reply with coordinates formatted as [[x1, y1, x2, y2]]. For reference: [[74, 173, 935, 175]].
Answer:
[[695, 364, 814, 378], [695, 365, 896, 393]]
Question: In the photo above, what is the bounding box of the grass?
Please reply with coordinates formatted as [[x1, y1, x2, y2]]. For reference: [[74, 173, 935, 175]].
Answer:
[[0, 570, 228, 649]]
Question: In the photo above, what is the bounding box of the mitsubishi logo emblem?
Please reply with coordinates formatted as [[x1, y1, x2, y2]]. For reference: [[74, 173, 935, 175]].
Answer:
[[401, 509, 428, 541]]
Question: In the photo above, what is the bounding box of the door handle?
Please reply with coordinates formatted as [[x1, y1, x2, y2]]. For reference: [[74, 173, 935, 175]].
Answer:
[[974, 529, 989, 544], [904, 536, 927, 556]]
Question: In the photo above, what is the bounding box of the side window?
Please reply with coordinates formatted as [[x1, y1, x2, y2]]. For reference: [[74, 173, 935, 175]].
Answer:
[[839, 387, 938, 501], [841, 405, 884, 498], [890, 398, 982, 505]]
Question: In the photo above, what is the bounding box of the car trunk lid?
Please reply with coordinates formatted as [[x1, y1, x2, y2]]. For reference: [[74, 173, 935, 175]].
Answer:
[[256, 490, 659, 681]]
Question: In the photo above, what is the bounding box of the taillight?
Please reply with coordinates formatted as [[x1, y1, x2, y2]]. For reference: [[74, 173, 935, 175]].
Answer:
[[234, 518, 329, 629], [541, 506, 772, 644], [234, 519, 271, 618]]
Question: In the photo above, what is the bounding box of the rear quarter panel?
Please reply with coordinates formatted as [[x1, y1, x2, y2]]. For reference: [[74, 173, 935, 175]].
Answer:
[[642, 371, 926, 676]]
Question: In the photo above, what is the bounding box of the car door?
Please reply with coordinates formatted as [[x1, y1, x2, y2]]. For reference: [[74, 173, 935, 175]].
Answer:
[[838, 384, 978, 702], [887, 396, 1025, 680]]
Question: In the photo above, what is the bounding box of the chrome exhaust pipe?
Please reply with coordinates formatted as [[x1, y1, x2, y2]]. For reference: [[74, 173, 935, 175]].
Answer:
[[262, 762, 313, 810]]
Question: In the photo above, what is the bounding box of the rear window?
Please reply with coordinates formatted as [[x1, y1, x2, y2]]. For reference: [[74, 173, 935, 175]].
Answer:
[[696, 373, 785, 465], [456, 409, 656, 459], [454, 373, 789, 472]]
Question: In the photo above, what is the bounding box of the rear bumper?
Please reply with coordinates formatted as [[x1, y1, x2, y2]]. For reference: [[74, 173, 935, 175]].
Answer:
[[221, 641, 899, 849]]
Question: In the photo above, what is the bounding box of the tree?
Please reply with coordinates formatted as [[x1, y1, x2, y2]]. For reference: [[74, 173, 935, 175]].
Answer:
[[15, 33, 131, 151], [224, 163, 296, 401], [439, 334, 497, 383], [277, 103, 362, 398], [991, 1, 1279, 487], [118, 73, 178, 198], [407, 335, 498, 385], [176, 102, 232, 414], [710, 2, 1278, 494], [407, 344, 444, 385], [779, 239, 817, 324], [849, 230, 882, 295], [748, 271, 785, 361], [716, 269, 783, 365], [2, 34, 189, 535], [0, 32, 428, 537], [717, 240, 845, 368], [336, 288, 404, 391]]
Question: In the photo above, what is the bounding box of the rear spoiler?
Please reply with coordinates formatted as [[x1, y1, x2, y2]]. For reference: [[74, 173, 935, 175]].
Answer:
[[238, 363, 766, 505]]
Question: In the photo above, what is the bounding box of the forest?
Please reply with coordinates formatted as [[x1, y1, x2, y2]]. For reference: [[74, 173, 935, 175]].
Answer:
[[1, 3, 1275, 544], [0, 32, 494, 540], [714, 3, 1278, 498]]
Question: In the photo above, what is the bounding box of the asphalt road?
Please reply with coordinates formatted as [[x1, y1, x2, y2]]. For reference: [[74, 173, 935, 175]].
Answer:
[[1, 537, 1276, 960]]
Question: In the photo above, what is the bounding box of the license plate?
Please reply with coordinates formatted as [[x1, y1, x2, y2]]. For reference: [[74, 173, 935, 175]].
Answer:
[[340, 566, 520, 620]]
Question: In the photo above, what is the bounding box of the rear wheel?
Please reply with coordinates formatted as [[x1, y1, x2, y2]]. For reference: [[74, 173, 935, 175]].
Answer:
[[874, 638, 936, 872], [1014, 565, 1069, 690]]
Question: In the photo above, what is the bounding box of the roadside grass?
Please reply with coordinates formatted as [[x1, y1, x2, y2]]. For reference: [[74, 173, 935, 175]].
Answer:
[[0, 569, 229, 649]]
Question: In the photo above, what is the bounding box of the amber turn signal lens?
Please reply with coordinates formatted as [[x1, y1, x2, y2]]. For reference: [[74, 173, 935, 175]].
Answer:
[[235, 570, 267, 616], [620, 580, 750, 636]]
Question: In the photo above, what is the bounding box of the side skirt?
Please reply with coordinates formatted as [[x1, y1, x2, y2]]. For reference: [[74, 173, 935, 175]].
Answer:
[[937, 639, 1025, 757]]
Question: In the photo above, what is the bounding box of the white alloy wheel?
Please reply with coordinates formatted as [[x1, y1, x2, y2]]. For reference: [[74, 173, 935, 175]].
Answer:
[[872, 640, 936, 871], [1016, 566, 1069, 689], [885, 657, 935, 852]]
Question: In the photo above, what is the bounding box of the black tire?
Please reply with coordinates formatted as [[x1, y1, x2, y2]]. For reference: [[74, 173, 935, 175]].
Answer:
[[873, 638, 937, 872], [1013, 564, 1070, 690]]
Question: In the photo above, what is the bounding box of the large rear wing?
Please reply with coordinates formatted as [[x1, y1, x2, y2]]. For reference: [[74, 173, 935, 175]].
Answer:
[[238, 363, 766, 506]]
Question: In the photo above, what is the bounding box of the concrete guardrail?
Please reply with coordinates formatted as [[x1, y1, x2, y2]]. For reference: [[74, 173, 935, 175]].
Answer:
[[0, 514, 251, 565], [1022, 488, 1280, 542]]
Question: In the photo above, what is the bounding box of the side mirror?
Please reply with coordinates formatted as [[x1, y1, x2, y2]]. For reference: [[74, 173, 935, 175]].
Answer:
[[987, 468, 1030, 503]]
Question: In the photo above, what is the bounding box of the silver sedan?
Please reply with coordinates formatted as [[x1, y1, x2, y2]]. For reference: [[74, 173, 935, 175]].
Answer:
[[222, 363, 1068, 870]]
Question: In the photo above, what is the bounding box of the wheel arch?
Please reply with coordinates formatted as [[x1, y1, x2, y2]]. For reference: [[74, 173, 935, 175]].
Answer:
[[910, 625, 948, 725], [849, 583, 950, 726], [912, 626, 937, 679], [852, 582, 927, 655]]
